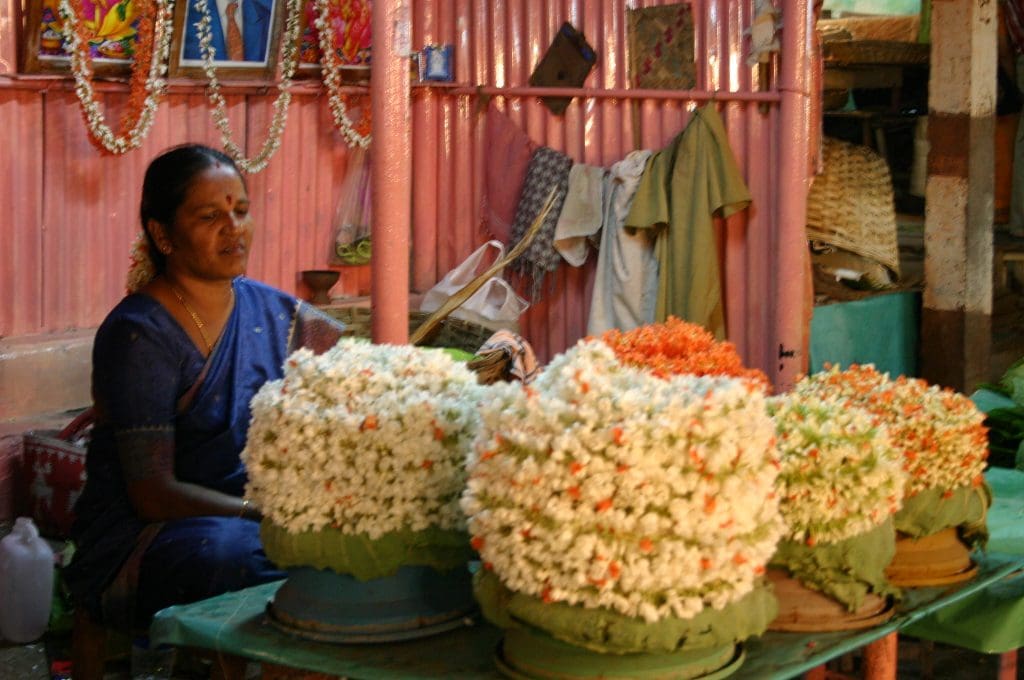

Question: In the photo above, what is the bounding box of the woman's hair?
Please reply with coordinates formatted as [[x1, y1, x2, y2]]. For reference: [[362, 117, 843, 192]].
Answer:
[[139, 144, 244, 274]]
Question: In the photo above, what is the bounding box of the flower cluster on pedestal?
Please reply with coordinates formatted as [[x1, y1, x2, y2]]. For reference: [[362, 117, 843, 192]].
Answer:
[[243, 340, 487, 537], [462, 339, 784, 624]]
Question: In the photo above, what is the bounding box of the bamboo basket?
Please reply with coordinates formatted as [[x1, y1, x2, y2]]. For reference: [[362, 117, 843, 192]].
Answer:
[[322, 307, 511, 384], [807, 137, 901, 279]]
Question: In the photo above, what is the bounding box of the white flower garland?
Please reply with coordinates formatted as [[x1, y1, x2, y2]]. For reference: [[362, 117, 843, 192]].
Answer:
[[313, 0, 371, 148], [793, 365, 988, 496], [768, 392, 906, 546], [125, 231, 156, 293], [461, 340, 784, 624], [242, 340, 487, 538], [58, 0, 174, 154], [193, 0, 303, 173]]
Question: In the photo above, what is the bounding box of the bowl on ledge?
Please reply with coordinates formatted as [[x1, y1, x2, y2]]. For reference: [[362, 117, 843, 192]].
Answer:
[[301, 269, 340, 306]]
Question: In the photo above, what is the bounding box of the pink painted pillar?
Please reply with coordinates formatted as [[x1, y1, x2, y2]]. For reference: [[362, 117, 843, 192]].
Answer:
[[775, 0, 813, 391], [370, 0, 412, 344]]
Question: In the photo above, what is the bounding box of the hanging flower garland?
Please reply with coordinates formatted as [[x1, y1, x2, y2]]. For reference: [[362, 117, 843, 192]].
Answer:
[[313, 0, 371, 148], [193, 0, 304, 172], [58, 0, 174, 154]]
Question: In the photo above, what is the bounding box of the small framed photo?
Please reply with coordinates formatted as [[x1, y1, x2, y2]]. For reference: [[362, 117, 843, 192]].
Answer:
[[292, 0, 370, 80], [168, 0, 283, 79], [22, 0, 143, 76]]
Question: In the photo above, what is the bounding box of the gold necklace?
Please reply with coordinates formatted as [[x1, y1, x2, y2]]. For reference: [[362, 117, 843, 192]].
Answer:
[[169, 284, 214, 354]]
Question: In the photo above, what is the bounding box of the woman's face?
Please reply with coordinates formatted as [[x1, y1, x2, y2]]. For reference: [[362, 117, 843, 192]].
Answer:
[[164, 163, 253, 282]]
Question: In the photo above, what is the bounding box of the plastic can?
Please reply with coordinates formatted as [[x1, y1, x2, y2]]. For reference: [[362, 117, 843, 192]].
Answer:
[[0, 517, 55, 643]]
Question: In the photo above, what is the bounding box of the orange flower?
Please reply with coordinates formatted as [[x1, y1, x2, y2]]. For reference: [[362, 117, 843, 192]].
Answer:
[[600, 316, 770, 390]]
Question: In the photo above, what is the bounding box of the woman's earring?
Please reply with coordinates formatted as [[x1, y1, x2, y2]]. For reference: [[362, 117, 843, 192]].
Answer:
[[160, 243, 172, 255]]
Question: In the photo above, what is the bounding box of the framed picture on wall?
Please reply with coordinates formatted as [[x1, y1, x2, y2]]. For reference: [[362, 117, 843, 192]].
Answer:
[[168, 0, 283, 78], [22, 0, 143, 76], [292, 0, 371, 80]]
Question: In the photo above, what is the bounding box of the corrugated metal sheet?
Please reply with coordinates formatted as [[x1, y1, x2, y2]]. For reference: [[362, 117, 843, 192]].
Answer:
[[1, 0, 803, 380], [409, 0, 783, 369]]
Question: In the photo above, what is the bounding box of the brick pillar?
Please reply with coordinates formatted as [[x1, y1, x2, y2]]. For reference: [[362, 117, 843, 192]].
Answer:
[[920, 0, 997, 391]]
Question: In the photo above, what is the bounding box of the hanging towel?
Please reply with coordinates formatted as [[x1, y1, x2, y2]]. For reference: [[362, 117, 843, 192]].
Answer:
[[482, 104, 539, 243], [554, 164, 606, 266], [508, 146, 574, 300], [587, 149, 657, 335]]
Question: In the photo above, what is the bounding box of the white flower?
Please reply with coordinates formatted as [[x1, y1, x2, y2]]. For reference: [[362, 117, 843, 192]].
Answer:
[[461, 339, 784, 623], [243, 339, 487, 538], [792, 365, 988, 496], [768, 391, 906, 545]]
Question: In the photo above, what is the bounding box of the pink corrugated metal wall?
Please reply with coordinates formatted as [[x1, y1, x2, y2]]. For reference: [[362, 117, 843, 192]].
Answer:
[[409, 0, 781, 369], [1, 0, 801, 380]]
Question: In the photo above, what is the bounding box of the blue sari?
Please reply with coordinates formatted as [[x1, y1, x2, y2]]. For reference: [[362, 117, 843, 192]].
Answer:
[[65, 278, 344, 630]]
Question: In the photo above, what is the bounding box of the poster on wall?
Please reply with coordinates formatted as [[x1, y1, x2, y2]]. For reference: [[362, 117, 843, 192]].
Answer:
[[22, 0, 143, 76], [626, 3, 696, 90], [168, 0, 284, 78], [294, 0, 371, 80]]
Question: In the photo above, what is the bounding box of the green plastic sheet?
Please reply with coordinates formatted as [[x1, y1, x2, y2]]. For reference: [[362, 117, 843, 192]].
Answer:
[[150, 468, 1024, 679], [810, 291, 920, 377], [902, 467, 1024, 653]]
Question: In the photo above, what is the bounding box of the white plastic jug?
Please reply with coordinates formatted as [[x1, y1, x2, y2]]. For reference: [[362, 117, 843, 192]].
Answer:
[[0, 517, 54, 642]]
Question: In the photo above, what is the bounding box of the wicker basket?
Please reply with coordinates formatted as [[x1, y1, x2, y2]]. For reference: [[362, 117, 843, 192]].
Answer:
[[322, 307, 512, 384], [807, 137, 901, 278]]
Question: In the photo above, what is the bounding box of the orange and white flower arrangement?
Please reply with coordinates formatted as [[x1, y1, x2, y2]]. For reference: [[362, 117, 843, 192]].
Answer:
[[600, 316, 771, 391], [792, 364, 987, 498], [768, 391, 906, 547], [461, 339, 784, 630], [58, 0, 174, 154], [242, 340, 487, 580]]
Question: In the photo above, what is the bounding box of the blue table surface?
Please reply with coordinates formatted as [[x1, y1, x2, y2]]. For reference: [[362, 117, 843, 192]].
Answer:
[[151, 468, 1024, 680]]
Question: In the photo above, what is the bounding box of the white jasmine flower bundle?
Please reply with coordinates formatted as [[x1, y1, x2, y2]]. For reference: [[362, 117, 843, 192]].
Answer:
[[243, 339, 486, 542], [461, 339, 784, 626], [768, 392, 905, 546]]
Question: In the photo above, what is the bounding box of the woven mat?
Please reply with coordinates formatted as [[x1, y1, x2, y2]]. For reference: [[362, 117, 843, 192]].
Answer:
[[807, 137, 901, 278]]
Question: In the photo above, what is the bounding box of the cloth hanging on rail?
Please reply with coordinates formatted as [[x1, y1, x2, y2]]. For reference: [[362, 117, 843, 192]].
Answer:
[[508, 146, 574, 301], [482, 104, 539, 243], [587, 149, 657, 335], [624, 103, 751, 339], [553, 164, 606, 266]]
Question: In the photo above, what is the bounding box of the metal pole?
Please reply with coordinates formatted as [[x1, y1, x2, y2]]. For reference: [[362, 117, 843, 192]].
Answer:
[[370, 0, 412, 344], [775, 0, 813, 390]]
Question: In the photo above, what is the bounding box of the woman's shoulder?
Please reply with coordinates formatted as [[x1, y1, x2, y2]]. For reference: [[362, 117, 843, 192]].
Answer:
[[93, 293, 189, 359], [97, 293, 171, 335], [234, 277, 298, 307]]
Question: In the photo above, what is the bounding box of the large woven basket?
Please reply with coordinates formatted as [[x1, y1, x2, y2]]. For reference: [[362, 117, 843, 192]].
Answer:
[[322, 307, 511, 384], [806, 137, 901, 278]]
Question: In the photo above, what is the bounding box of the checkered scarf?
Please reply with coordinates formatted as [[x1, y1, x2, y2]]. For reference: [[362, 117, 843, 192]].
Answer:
[[508, 146, 574, 300]]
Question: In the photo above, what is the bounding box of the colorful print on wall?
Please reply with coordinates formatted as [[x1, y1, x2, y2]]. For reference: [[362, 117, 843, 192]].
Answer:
[[296, 0, 371, 76], [23, 0, 142, 74]]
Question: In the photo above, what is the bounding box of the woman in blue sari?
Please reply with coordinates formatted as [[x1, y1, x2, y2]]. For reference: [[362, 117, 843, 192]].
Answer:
[[64, 145, 344, 669]]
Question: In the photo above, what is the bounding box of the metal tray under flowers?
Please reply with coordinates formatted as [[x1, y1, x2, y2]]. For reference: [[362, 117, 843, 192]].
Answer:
[[494, 624, 746, 680], [266, 563, 478, 643]]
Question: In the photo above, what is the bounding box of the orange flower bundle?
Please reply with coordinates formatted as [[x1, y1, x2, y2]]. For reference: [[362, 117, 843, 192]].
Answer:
[[600, 316, 770, 390], [795, 364, 988, 496]]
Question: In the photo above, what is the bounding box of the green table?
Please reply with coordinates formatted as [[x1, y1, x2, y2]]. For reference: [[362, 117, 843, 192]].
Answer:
[[150, 469, 1024, 679]]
